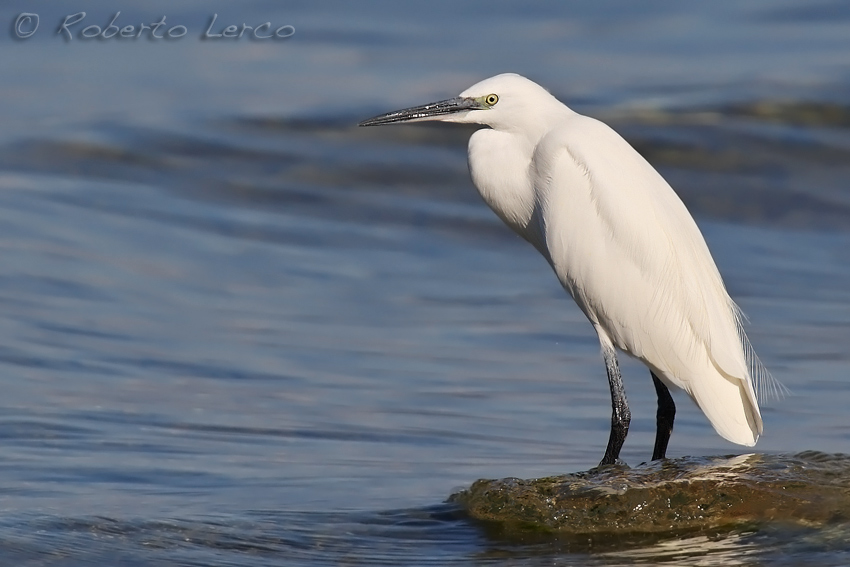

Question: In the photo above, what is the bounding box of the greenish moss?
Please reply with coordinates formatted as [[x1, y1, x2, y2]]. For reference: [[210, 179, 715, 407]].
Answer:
[[451, 453, 850, 540]]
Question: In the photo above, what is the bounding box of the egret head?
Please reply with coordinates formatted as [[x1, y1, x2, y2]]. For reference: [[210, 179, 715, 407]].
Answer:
[[359, 73, 567, 133]]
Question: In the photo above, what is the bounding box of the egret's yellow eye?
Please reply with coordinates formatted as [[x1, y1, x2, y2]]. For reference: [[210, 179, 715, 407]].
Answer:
[[485, 94, 499, 106]]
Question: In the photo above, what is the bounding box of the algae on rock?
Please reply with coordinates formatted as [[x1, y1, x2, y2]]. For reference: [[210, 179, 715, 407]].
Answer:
[[451, 452, 850, 538]]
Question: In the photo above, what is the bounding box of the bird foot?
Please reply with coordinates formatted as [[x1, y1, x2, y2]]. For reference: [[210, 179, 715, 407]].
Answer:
[[594, 458, 630, 470]]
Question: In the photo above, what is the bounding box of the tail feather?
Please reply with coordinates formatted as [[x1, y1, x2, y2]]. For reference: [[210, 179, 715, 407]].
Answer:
[[683, 362, 762, 446], [730, 300, 789, 403]]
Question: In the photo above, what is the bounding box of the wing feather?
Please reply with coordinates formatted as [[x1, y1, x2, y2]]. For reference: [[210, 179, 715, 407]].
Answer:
[[531, 115, 773, 403]]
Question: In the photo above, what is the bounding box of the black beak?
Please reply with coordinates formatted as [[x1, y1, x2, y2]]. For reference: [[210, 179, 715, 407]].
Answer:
[[359, 97, 484, 126]]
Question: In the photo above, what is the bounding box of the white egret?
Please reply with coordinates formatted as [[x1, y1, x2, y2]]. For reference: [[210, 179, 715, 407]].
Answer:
[[360, 73, 779, 466]]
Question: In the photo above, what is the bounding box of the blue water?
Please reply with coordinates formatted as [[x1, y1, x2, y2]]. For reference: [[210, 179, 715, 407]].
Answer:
[[1, 1, 850, 565]]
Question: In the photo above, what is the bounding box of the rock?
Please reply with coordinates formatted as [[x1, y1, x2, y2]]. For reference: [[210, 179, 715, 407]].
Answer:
[[450, 452, 850, 539]]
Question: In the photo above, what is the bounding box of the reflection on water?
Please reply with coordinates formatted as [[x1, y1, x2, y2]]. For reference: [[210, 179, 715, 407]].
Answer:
[[0, 505, 836, 566]]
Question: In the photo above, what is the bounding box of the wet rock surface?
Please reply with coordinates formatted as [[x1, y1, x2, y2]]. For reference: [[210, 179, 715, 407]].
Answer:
[[451, 452, 850, 539]]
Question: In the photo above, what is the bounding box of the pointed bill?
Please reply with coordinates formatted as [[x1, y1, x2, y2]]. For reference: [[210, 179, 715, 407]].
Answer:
[[359, 97, 485, 127]]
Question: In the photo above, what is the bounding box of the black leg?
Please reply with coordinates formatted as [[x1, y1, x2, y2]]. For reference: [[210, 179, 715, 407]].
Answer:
[[651, 371, 676, 461], [599, 346, 630, 466]]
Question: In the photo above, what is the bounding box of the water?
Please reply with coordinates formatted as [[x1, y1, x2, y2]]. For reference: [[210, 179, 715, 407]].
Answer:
[[1, 1, 849, 565]]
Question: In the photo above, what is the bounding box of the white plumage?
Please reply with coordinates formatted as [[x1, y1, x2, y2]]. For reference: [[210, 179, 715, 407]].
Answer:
[[360, 73, 779, 464]]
